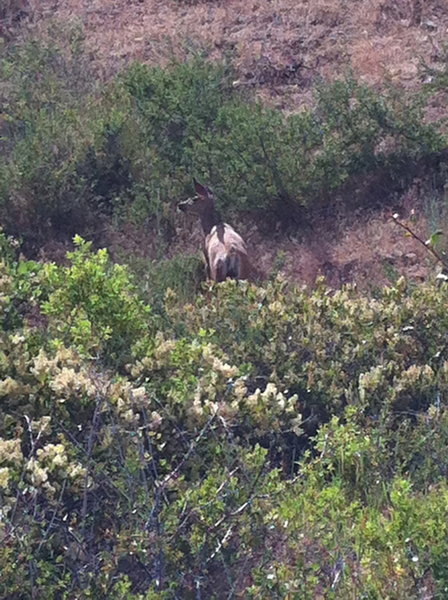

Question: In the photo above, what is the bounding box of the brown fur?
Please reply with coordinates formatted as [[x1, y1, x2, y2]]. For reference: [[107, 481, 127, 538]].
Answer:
[[178, 181, 251, 282], [205, 224, 251, 281]]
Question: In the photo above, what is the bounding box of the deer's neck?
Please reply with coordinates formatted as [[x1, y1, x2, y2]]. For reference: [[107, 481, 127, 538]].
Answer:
[[200, 208, 222, 236]]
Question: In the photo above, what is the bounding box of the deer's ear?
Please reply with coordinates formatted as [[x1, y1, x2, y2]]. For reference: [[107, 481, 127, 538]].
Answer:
[[194, 179, 209, 197]]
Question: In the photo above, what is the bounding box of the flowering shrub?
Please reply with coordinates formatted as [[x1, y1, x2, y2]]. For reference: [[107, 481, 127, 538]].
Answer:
[[1, 238, 448, 597]]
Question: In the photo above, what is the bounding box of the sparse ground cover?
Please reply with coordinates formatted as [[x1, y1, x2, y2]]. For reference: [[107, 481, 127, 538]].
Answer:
[[16, 0, 448, 106]]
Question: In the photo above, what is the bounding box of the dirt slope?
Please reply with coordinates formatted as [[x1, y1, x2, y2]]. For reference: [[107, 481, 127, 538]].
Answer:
[[8, 0, 448, 286], [29, 0, 448, 110]]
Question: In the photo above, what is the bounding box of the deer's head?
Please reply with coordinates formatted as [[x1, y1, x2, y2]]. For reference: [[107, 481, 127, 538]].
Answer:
[[178, 180, 216, 217]]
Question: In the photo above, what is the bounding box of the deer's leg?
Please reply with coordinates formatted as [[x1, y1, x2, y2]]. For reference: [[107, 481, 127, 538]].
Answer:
[[227, 252, 240, 279], [215, 258, 227, 282], [239, 253, 253, 281], [203, 250, 212, 280]]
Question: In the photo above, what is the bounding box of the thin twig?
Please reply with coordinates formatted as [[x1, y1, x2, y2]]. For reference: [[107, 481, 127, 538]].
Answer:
[[81, 393, 103, 551], [161, 411, 218, 487], [36, 479, 67, 555], [392, 214, 447, 267]]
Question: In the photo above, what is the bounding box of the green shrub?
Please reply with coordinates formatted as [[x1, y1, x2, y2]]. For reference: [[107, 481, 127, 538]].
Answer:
[[130, 252, 205, 310], [123, 62, 445, 222], [250, 466, 448, 598], [0, 28, 137, 249], [39, 235, 151, 361], [0, 228, 43, 331], [2, 241, 448, 597], [1, 32, 446, 249]]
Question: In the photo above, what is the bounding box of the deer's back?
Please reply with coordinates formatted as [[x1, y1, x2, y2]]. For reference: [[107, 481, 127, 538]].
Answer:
[[205, 224, 250, 280]]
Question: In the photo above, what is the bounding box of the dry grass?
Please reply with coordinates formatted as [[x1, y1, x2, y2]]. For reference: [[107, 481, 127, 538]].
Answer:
[[22, 0, 448, 109], [252, 209, 434, 289]]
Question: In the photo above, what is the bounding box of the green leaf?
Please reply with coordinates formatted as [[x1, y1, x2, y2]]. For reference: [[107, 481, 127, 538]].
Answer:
[[425, 230, 444, 247]]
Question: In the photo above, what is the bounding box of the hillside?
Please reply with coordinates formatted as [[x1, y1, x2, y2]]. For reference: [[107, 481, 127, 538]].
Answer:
[[2, 2, 448, 598], [2, 0, 446, 286], [30, 0, 448, 104]]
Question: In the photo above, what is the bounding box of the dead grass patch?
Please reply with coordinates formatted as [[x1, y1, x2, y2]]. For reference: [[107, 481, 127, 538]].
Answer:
[[23, 0, 448, 110]]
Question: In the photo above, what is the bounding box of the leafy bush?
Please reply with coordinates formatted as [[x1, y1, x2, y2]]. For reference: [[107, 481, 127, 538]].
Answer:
[[123, 62, 445, 222], [0, 28, 136, 249], [1, 238, 448, 597], [39, 235, 151, 361], [130, 252, 205, 311], [1, 32, 446, 250]]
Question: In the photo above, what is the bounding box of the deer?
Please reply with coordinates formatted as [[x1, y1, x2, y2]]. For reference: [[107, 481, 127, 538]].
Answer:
[[178, 180, 252, 282]]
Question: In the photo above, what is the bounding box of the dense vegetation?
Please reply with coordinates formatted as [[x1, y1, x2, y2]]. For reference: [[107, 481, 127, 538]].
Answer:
[[1, 24, 448, 600], [1, 233, 448, 598], [1, 29, 447, 253]]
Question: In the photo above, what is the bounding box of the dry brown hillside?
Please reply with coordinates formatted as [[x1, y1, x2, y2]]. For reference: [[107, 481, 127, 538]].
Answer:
[[30, 0, 448, 100], [29, 0, 448, 109], [5, 0, 448, 287]]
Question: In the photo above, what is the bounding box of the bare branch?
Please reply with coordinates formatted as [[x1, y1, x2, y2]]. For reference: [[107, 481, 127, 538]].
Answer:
[[392, 214, 447, 267]]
